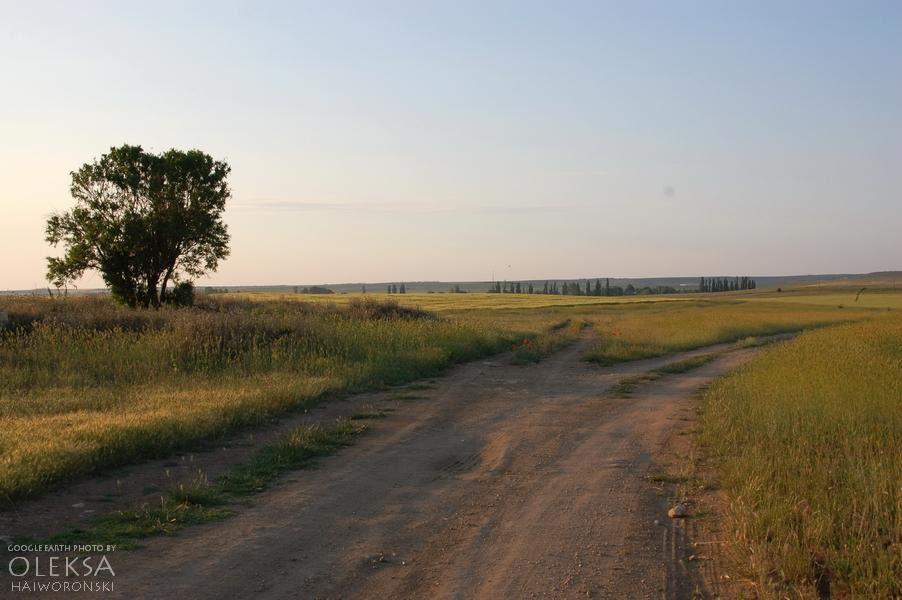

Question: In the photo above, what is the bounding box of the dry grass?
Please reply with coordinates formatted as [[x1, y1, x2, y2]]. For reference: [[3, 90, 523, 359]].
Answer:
[[750, 291, 902, 310], [235, 291, 688, 312], [581, 300, 870, 364], [700, 315, 902, 598], [510, 318, 588, 364], [0, 296, 514, 499]]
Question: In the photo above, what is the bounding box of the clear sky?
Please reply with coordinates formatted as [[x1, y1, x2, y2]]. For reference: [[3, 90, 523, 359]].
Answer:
[[1, 1, 900, 289]]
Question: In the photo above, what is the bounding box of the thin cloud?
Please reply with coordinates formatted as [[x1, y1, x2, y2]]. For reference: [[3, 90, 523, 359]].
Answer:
[[234, 200, 577, 215], [235, 200, 411, 212], [476, 204, 577, 215]]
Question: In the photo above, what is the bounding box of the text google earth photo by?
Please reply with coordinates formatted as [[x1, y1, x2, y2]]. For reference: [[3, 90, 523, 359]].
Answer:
[[1, 1, 899, 598]]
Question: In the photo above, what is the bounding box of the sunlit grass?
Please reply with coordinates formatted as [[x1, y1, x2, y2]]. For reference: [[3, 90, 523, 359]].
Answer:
[[700, 315, 902, 598], [235, 291, 689, 311], [581, 300, 870, 364], [750, 290, 902, 310], [0, 297, 514, 499], [510, 318, 588, 364]]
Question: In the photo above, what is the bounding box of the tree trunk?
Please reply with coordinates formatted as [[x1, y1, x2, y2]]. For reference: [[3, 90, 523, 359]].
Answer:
[[160, 267, 174, 305], [146, 274, 161, 309]]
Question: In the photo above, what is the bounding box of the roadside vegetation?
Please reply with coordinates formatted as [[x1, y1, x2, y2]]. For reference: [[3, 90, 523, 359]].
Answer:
[[28, 419, 366, 549], [700, 314, 901, 598], [511, 318, 588, 364], [0, 296, 515, 500], [607, 353, 720, 397]]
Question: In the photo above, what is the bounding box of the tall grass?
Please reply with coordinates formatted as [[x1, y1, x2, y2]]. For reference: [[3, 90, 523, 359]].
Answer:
[[0, 297, 514, 500], [700, 315, 901, 598]]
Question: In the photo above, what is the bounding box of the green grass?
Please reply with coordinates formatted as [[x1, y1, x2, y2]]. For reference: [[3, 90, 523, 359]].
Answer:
[[350, 409, 388, 420], [217, 419, 366, 496], [22, 419, 366, 549], [700, 315, 901, 598], [647, 472, 691, 485], [607, 353, 719, 397], [653, 353, 719, 375], [40, 499, 234, 549]]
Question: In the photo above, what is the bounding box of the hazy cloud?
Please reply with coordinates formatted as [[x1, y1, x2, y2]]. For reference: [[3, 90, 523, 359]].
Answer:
[[236, 200, 410, 212], [237, 200, 577, 215]]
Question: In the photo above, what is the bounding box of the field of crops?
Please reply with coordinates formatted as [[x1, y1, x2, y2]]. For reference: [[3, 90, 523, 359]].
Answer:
[[701, 313, 902, 597]]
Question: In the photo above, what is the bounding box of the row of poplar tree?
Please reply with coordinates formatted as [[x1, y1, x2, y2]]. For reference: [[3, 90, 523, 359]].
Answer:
[[380, 277, 756, 295], [488, 279, 678, 296], [698, 276, 756, 292]]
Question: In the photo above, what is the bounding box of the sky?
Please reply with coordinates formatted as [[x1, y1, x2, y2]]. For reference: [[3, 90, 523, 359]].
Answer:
[[1, 0, 900, 289]]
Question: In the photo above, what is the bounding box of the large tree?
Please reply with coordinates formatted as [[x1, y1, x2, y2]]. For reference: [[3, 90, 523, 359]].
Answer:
[[46, 145, 230, 307]]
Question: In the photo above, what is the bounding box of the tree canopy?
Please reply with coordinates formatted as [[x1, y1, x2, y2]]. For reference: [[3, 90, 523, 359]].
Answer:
[[46, 145, 230, 307]]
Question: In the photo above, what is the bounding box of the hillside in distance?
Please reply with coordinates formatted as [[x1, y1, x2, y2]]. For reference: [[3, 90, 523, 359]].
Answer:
[[797, 271, 902, 290]]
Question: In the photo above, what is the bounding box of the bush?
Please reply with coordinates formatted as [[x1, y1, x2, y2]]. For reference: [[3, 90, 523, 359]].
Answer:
[[166, 282, 195, 307]]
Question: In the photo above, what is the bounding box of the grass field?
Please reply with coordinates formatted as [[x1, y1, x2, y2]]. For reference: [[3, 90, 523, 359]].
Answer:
[[240, 291, 875, 356], [1, 292, 866, 500], [700, 314, 901, 598], [579, 300, 870, 364], [234, 291, 690, 311], [0, 296, 517, 500], [751, 290, 902, 310]]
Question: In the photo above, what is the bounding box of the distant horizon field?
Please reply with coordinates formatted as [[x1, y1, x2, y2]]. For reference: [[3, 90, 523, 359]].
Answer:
[[751, 290, 902, 310], [234, 291, 693, 311], [235, 284, 902, 311], [9, 271, 902, 296]]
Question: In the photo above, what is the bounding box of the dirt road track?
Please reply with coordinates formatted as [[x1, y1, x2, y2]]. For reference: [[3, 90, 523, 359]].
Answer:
[[76, 331, 771, 600]]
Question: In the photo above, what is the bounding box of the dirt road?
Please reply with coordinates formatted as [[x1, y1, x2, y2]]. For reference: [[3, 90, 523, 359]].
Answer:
[[86, 332, 767, 599]]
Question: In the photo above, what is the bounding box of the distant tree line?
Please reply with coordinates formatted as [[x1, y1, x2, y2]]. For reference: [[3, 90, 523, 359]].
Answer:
[[698, 276, 756, 293], [386, 283, 406, 294], [487, 279, 678, 296], [296, 285, 334, 294]]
